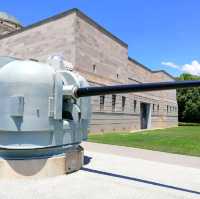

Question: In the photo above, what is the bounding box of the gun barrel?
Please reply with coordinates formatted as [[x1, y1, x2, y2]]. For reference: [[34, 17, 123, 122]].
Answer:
[[75, 80, 200, 97]]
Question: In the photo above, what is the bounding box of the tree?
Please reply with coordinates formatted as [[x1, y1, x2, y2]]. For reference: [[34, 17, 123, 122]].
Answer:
[[177, 73, 200, 122]]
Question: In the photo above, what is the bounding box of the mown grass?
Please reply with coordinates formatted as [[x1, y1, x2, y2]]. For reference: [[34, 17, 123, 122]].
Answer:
[[178, 122, 200, 126], [88, 126, 200, 157]]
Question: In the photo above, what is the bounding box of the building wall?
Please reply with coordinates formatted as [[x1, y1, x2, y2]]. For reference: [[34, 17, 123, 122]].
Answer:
[[0, 20, 21, 36], [75, 13, 128, 85], [74, 12, 139, 133], [0, 9, 178, 133], [0, 12, 77, 64]]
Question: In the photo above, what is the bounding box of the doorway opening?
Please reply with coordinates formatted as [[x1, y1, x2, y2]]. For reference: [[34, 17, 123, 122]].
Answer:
[[140, 103, 151, 129]]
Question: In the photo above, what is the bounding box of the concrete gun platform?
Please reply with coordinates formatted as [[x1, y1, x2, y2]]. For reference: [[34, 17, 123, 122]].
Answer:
[[0, 142, 200, 199]]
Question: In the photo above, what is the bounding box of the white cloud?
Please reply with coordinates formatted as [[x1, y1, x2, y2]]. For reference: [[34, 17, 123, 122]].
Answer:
[[182, 60, 200, 76], [161, 62, 180, 69], [161, 60, 200, 76]]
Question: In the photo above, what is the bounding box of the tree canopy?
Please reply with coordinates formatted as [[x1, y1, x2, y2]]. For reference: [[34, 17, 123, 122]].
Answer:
[[177, 73, 200, 122]]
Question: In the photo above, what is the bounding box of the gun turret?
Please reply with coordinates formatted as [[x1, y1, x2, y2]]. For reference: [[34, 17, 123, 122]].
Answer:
[[0, 56, 199, 159], [0, 55, 199, 175]]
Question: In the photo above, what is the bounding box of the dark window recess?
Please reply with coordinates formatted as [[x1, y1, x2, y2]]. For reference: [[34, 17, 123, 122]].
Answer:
[[153, 104, 155, 112], [117, 74, 119, 79], [167, 105, 169, 112], [93, 64, 96, 72], [157, 104, 160, 111], [122, 96, 126, 112], [78, 112, 81, 120], [100, 95, 105, 111], [62, 111, 73, 120], [62, 99, 73, 120], [112, 95, 116, 112], [29, 58, 39, 62], [134, 100, 137, 112]]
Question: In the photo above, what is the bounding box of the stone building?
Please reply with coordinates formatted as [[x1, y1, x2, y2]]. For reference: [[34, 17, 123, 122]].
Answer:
[[0, 12, 22, 35], [0, 9, 178, 133]]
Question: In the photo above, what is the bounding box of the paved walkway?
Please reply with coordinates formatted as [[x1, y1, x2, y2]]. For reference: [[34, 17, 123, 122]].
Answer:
[[82, 142, 200, 169], [0, 142, 199, 199]]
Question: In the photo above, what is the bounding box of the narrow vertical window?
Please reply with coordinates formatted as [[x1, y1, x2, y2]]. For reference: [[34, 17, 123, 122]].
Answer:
[[93, 64, 96, 72], [134, 100, 137, 112], [167, 105, 169, 113], [100, 95, 105, 111], [157, 104, 159, 112], [122, 96, 126, 112], [112, 95, 116, 112], [153, 104, 155, 112]]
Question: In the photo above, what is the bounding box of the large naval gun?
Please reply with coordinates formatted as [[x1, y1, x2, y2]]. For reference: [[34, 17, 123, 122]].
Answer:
[[0, 55, 200, 178]]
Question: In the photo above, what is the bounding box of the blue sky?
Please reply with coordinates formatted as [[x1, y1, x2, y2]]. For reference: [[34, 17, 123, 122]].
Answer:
[[1, 0, 200, 77]]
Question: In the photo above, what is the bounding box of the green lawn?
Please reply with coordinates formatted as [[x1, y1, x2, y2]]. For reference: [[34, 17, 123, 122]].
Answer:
[[88, 126, 200, 157]]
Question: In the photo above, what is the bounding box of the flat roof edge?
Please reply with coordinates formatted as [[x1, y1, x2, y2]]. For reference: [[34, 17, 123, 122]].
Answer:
[[76, 10, 128, 48], [0, 8, 77, 40], [128, 57, 175, 80], [153, 70, 175, 80], [0, 8, 128, 48]]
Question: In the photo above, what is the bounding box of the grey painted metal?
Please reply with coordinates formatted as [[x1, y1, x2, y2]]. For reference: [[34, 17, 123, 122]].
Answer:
[[0, 56, 17, 68], [0, 56, 91, 159], [0, 55, 199, 160]]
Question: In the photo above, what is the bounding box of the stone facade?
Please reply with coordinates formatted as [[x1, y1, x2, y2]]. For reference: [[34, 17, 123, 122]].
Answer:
[[0, 12, 22, 36], [0, 9, 178, 133]]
